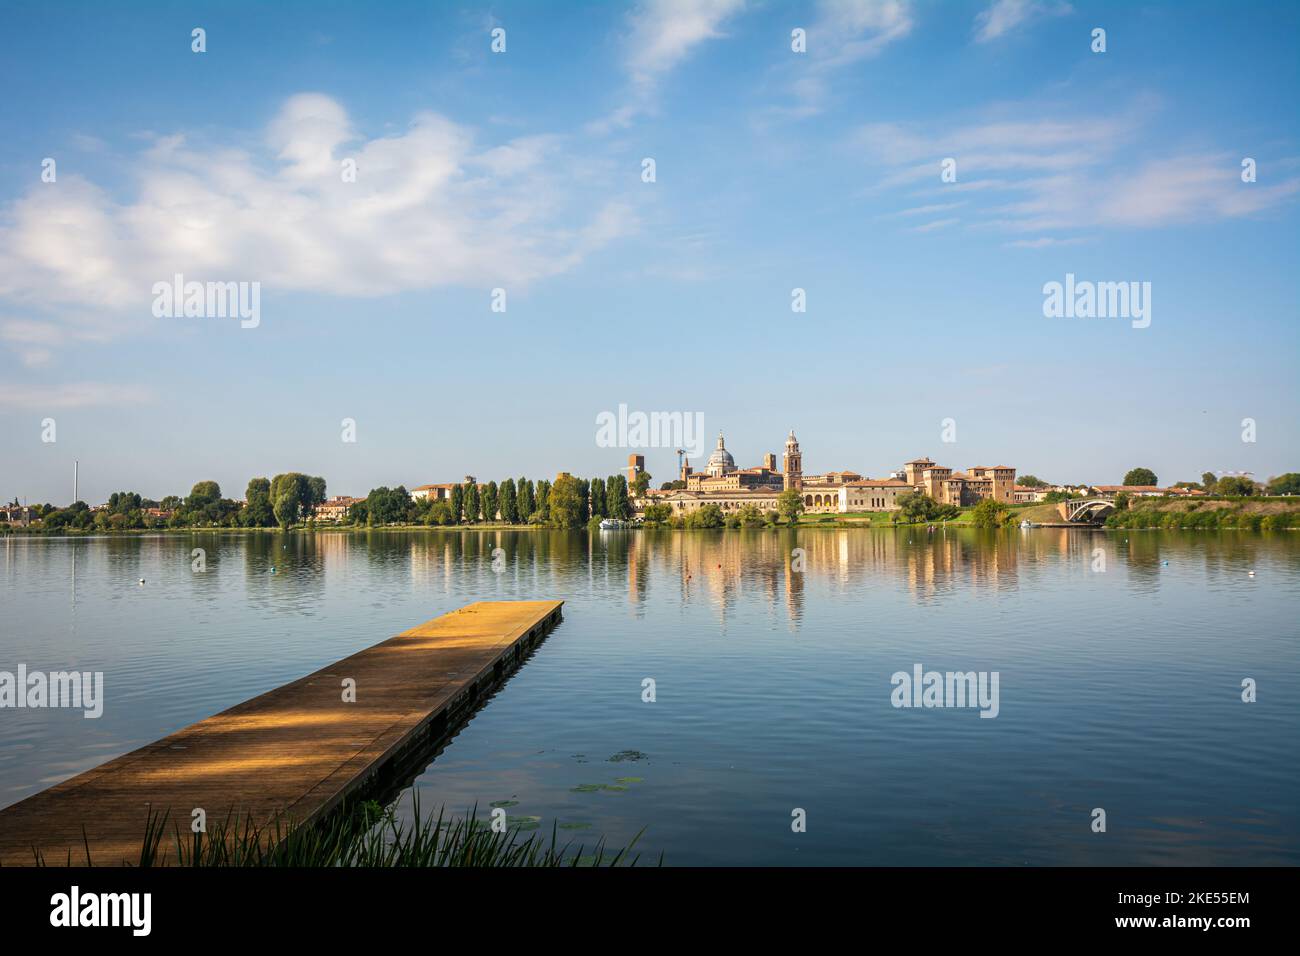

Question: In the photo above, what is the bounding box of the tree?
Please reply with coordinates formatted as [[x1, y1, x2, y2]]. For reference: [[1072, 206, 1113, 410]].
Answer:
[[589, 477, 606, 518], [548, 473, 583, 529], [464, 482, 480, 523], [777, 488, 805, 526], [606, 475, 630, 519], [737, 503, 765, 527], [1216, 476, 1256, 496], [244, 477, 275, 527], [632, 471, 652, 498], [534, 480, 551, 521], [305, 476, 327, 518], [426, 500, 453, 526], [269, 473, 307, 527], [517, 479, 534, 522], [1123, 467, 1158, 487], [482, 481, 499, 522], [450, 484, 464, 523], [1113, 492, 1130, 512], [686, 503, 723, 528], [366, 486, 412, 524], [642, 502, 672, 526], [1266, 473, 1300, 496], [970, 498, 1010, 528], [1017, 475, 1047, 488], [188, 481, 222, 512], [897, 491, 940, 523], [1201, 472, 1218, 493], [273, 487, 300, 527], [499, 478, 518, 523], [576, 478, 590, 524]]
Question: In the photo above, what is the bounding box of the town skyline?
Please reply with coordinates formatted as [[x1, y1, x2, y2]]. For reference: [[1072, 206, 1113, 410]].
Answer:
[[7, 423, 1282, 509]]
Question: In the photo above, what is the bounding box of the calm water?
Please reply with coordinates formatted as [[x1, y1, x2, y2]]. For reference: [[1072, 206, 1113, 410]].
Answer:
[[2, 528, 1297, 865]]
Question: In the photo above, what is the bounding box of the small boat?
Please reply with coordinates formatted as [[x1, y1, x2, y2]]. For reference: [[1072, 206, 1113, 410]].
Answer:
[[1019, 519, 1036, 529], [599, 518, 632, 530]]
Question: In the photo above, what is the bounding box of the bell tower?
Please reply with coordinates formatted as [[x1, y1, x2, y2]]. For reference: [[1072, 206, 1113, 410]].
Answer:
[[783, 430, 803, 490]]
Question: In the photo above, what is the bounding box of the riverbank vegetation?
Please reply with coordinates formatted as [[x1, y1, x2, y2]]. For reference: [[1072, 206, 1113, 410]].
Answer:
[[10, 469, 1299, 535], [41, 797, 648, 867], [1105, 496, 1300, 530]]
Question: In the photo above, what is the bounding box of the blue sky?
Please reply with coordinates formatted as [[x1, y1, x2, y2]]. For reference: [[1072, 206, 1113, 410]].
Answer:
[[1, 0, 1297, 504]]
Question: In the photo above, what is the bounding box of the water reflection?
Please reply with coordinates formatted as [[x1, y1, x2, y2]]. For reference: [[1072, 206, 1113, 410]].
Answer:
[[2, 527, 1297, 864]]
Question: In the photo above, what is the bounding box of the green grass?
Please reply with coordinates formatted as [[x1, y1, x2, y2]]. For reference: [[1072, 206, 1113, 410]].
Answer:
[[31, 796, 652, 867]]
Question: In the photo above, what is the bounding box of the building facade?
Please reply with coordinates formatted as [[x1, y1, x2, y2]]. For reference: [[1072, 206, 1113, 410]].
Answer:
[[640, 436, 1016, 516]]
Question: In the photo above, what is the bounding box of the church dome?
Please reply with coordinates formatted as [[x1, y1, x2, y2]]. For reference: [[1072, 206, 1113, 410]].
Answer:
[[707, 432, 735, 474]]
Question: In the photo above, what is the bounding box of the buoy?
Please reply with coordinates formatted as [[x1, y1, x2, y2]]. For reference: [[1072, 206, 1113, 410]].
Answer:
[[1248, 570, 1256, 577], [1162, 561, 1168, 566], [138, 578, 145, 585], [270, 566, 276, 573]]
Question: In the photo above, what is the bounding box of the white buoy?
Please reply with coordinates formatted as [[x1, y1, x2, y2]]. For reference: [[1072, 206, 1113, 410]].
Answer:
[[138, 578, 145, 585]]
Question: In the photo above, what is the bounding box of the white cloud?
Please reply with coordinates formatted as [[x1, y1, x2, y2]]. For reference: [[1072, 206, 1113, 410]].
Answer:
[[0, 94, 635, 335], [973, 0, 1072, 44]]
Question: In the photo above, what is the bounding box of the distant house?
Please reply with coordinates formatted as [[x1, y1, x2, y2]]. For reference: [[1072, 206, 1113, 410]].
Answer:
[[316, 496, 363, 521], [410, 483, 457, 502], [0, 505, 34, 527], [1012, 486, 1050, 503]]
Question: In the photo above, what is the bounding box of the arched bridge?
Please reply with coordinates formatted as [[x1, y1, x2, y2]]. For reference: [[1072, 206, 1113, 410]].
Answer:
[[1057, 499, 1115, 523]]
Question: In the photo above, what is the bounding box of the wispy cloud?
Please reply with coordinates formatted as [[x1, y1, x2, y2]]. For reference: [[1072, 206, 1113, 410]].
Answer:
[[908, 217, 959, 233], [591, 0, 747, 131], [973, 0, 1072, 44], [855, 99, 1300, 237], [780, 0, 913, 116], [0, 382, 155, 410]]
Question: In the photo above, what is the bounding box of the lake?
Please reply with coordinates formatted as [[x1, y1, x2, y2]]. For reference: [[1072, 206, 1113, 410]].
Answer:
[[2, 528, 1296, 865]]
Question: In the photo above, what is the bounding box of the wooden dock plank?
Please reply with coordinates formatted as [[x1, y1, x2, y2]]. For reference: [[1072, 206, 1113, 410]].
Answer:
[[0, 600, 564, 866]]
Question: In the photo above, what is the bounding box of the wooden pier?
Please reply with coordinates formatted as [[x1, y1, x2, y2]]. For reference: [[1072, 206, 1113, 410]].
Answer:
[[0, 600, 563, 866]]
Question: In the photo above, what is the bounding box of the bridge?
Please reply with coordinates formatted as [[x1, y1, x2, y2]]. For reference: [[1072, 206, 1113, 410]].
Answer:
[[1057, 499, 1115, 524]]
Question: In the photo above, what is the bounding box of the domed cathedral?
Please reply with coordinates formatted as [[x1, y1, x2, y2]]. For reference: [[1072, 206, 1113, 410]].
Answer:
[[663, 429, 861, 515], [705, 432, 735, 477]]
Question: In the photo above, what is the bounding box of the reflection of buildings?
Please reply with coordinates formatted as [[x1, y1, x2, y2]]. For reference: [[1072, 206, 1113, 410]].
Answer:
[[645, 433, 1016, 515]]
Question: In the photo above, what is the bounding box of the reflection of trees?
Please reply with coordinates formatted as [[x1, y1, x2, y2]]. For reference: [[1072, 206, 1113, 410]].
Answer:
[[242, 531, 327, 615]]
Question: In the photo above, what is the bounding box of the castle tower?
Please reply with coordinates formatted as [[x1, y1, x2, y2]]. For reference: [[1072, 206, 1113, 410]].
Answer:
[[783, 430, 803, 490], [627, 453, 645, 486]]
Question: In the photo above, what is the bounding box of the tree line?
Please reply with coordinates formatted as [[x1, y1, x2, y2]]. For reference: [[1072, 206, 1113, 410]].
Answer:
[[348, 473, 638, 530], [21, 473, 327, 531]]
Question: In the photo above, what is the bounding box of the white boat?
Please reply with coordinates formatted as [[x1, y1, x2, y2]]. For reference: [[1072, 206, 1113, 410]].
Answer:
[[599, 518, 632, 530], [1019, 519, 1036, 529]]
